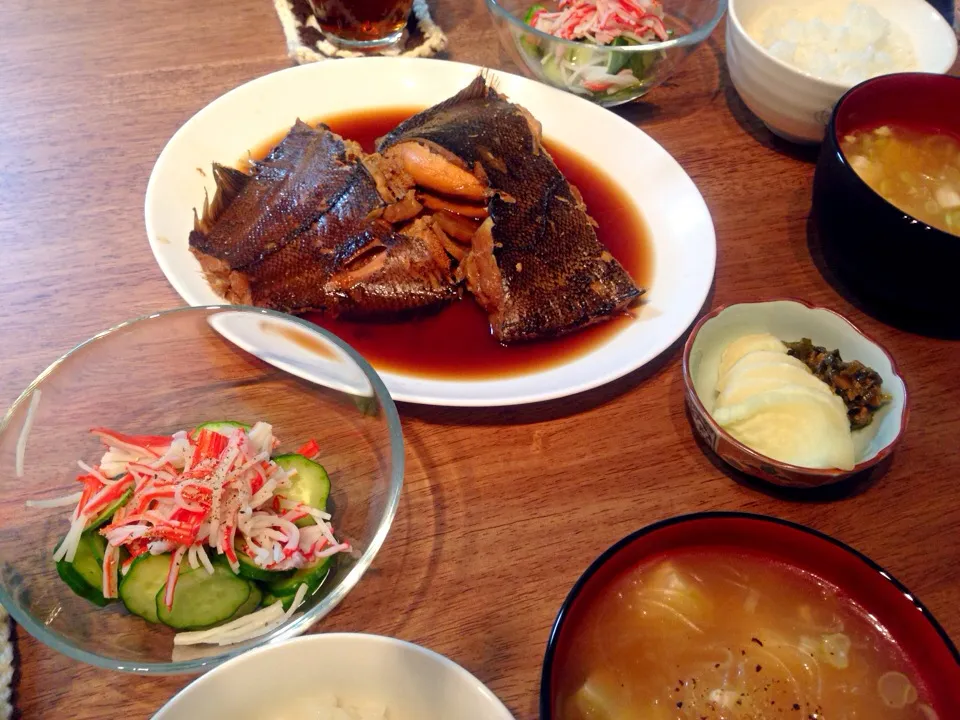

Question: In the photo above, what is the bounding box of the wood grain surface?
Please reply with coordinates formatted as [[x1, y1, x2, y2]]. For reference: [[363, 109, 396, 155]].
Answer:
[[1, 0, 958, 718]]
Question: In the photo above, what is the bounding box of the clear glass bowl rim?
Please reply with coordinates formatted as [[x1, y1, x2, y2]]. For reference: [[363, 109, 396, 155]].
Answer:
[[484, 0, 729, 53], [0, 304, 405, 674]]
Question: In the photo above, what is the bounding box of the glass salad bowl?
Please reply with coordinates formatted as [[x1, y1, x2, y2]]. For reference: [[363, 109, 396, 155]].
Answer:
[[486, 0, 727, 107], [0, 306, 404, 673]]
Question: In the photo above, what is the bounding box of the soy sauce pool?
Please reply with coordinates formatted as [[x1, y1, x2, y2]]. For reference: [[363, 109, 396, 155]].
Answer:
[[255, 108, 654, 381]]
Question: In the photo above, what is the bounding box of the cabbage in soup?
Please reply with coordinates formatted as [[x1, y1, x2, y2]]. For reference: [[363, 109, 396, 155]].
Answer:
[[555, 552, 937, 719], [841, 125, 960, 237]]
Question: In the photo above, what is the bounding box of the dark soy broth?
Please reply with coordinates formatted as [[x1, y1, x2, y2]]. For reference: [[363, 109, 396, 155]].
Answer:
[[252, 108, 654, 380]]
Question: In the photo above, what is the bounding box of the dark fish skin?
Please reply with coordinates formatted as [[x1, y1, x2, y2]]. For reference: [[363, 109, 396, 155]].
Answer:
[[190, 120, 359, 268], [378, 76, 643, 343], [190, 122, 456, 317], [237, 177, 458, 317], [323, 217, 459, 318]]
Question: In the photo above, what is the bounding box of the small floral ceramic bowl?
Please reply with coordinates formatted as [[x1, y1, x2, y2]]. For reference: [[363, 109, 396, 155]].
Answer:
[[681, 299, 908, 488]]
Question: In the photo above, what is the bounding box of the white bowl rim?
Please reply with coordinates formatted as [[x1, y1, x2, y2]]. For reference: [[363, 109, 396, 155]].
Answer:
[[153, 632, 515, 719], [728, 0, 958, 91], [681, 298, 910, 478]]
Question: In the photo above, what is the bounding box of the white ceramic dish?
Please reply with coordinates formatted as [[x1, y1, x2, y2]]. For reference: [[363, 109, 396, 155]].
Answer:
[[682, 300, 908, 487], [145, 57, 716, 407], [153, 633, 515, 720], [727, 0, 957, 143]]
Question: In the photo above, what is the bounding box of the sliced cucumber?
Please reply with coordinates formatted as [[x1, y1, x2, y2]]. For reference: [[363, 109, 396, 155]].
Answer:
[[190, 420, 250, 439], [262, 592, 285, 608], [57, 562, 108, 607], [523, 2, 545, 23], [540, 55, 566, 88], [56, 531, 109, 607], [120, 553, 178, 623], [228, 582, 262, 621], [606, 36, 633, 75], [87, 488, 133, 530], [156, 560, 250, 630], [274, 453, 330, 527], [265, 555, 333, 601], [235, 546, 295, 583], [565, 44, 599, 66]]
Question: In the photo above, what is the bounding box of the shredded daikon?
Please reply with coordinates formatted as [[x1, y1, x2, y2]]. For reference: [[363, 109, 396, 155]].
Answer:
[[25, 492, 83, 509], [14, 389, 41, 479], [53, 515, 87, 563], [173, 583, 309, 647]]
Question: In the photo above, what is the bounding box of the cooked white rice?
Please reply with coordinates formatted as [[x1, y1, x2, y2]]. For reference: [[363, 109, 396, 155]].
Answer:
[[747, 0, 916, 85], [272, 694, 388, 720]]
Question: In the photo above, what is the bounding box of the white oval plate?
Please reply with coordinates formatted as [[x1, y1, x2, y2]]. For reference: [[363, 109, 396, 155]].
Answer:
[[145, 57, 715, 407]]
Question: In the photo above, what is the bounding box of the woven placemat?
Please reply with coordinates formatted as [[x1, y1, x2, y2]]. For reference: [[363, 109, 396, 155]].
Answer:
[[274, 0, 447, 64], [0, 606, 12, 720]]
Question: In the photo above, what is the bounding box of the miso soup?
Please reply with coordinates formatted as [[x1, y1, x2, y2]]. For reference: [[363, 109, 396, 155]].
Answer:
[[841, 125, 960, 237], [555, 551, 937, 719]]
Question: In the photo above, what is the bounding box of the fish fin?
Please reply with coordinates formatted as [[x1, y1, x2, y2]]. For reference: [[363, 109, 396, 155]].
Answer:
[[191, 163, 252, 235], [375, 74, 499, 151]]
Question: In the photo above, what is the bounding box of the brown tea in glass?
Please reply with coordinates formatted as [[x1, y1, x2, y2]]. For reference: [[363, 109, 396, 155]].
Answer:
[[309, 0, 414, 48]]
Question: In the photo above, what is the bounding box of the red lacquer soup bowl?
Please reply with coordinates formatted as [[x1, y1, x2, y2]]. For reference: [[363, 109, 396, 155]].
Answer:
[[540, 513, 960, 719]]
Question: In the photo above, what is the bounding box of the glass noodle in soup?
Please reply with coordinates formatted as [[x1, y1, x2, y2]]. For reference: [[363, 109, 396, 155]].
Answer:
[[841, 125, 960, 237], [554, 551, 938, 719]]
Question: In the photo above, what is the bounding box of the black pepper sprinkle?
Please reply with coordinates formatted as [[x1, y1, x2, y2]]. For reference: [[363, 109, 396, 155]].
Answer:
[[751, 637, 764, 646], [741, 649, 747, 655], [736, 699, 743, 706], [756, 664, 762, 672], [715, 663, 721, 668], [676, 702, 683, 709], [793, 704, 801, 711]]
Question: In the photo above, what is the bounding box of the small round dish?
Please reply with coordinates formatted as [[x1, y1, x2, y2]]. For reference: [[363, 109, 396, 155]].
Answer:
[[813, 73, 960, 326], [0, 306, 404, 674], [540, 512, 960, 719], [485, 0, 727, 107], [681, 299, 908, 488], [154, 633, 515, 719], [726, 0, 956, 143]]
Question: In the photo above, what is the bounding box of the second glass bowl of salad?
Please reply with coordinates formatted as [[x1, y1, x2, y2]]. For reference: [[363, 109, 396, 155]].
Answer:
[[0, 305, 404, 673], [486, 0, 727, 106]]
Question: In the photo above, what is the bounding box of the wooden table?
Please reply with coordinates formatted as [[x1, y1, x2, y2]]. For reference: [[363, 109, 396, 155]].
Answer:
[[2, 0, 958, 717]]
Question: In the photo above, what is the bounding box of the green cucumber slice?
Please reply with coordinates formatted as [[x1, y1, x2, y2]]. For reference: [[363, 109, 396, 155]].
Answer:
[[87, 488, 133, 530], [120, 553, 179, 623], [540, 55, 566, 87], [190, 420, 250, 439], [228, 582, 262, 621], [262, 592, 283, 607], [235, 546, 295, 583], [156, 561, 250, 630], [56, 531, 109, 607], [265, 555, 334, 603], [274, 454, 330, 527], [523, 2, 545, 24], [606, 36, 633, 75]]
